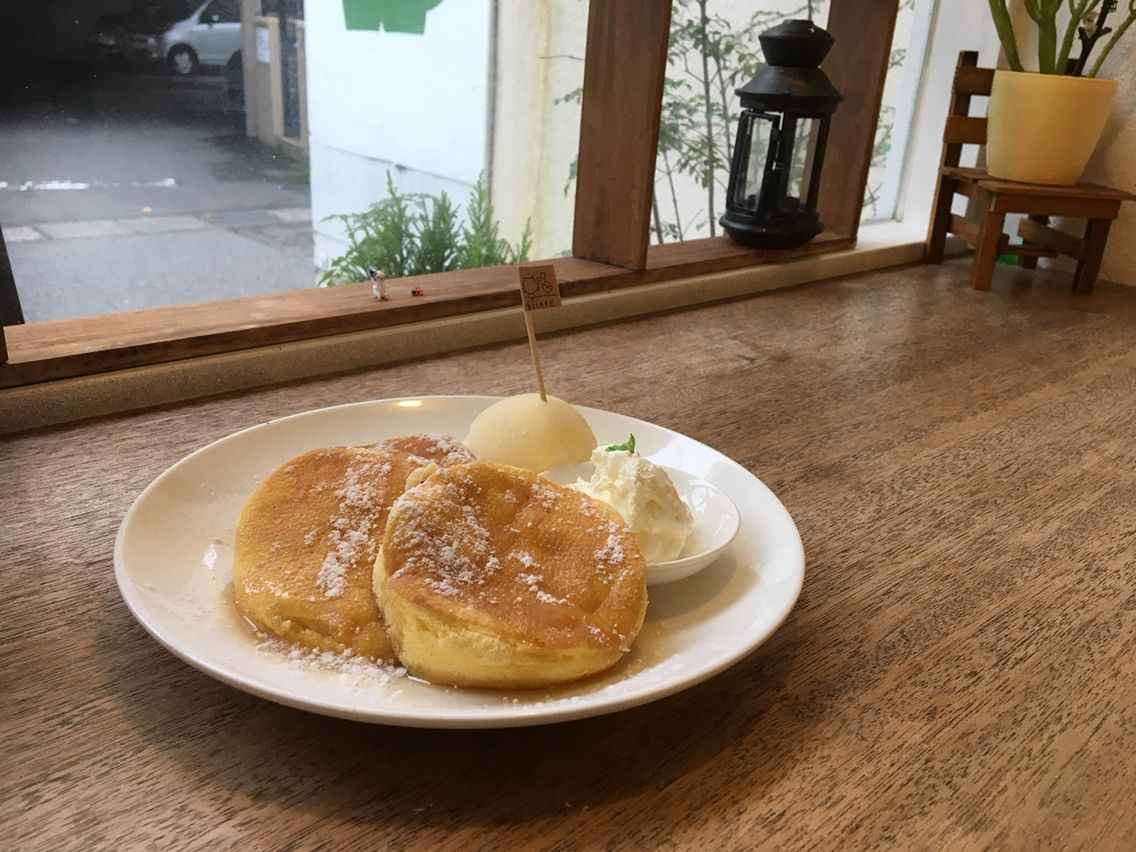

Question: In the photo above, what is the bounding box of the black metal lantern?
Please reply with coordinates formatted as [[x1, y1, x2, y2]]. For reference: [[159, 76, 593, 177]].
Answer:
[[720, 19, 842, 249]]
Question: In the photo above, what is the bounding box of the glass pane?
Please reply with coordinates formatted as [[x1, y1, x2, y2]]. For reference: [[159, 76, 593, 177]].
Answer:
[[861, 0, 927, 222], [314, 0, 588, 283], [858, 0, 931, 223], [656, 0, 929, 241], [730, 113, 774, 210], [656, 0, 830, 242], [1, 0, 586, 323], [785, 116, 820, 203], [486, 1, 587, 262]]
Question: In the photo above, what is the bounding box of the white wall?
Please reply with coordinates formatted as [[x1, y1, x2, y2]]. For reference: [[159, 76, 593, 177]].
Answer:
[[305, 0, 491, 271], [1005, 0, 1136, 284], [1082, 44, 1136, 285], [490, 0, 587, 260], [895, 0, 1001, 230]]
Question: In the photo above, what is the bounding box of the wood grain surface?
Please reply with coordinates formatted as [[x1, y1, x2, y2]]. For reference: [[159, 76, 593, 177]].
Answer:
[[0, 233, 851, 390], [571, 0, 671, 270], [816, 0, 899, 241], [4, 260, 1136, 850]]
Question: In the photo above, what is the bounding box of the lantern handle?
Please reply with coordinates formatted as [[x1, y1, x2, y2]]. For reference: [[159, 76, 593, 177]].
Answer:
[[807, 0, 814, 22]]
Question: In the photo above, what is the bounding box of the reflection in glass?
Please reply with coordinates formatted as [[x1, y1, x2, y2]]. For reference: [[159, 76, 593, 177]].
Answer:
[[732, 112, 776, 209], [785, 117, 819, 204]]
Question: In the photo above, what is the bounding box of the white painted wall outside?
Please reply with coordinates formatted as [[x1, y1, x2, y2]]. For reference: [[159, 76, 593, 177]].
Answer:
[[305, 0, 491, 271], [489, 0, 588, 260]]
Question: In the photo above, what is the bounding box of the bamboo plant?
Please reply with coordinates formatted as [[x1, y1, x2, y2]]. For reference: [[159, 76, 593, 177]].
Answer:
[[989, 0, 1136, 76]]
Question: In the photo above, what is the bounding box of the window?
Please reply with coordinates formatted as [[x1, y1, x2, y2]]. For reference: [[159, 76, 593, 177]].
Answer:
[[2, 0, 301, 324], [862, 0, 935, 223], [206, 1, 241, 25], [1, 0, 902, 394], [652, 0, 934, 242], [307, 0, 588, 284]]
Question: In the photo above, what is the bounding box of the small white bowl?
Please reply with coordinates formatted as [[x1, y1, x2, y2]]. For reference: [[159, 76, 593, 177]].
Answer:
[[542, 463, 741, 587]]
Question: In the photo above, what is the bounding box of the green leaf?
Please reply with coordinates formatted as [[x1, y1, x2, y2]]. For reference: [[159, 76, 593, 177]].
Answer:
[[604, 434, 636, 454], [320, 169, 530, 285]]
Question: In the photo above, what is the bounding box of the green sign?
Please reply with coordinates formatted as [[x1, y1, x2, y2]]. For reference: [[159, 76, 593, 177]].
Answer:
[[342, 0, 444, 34]]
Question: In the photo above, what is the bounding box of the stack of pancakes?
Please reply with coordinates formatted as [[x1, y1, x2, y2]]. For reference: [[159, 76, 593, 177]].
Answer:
[[233, 433, 647, 688]]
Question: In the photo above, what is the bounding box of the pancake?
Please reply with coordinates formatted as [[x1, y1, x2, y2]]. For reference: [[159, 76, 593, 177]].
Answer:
[[370, 433, 478, 468], [233, 446, 421, 660], [374, 461, 648, 688], [233, 436, 476, 659], [371, 433, 478, 491]]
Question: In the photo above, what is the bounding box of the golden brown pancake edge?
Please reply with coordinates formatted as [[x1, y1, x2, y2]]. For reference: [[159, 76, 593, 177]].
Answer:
[[374, 460, 648, 688]]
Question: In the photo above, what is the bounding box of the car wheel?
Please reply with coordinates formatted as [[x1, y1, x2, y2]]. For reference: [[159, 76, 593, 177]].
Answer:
[[168, 45, 199, 76]]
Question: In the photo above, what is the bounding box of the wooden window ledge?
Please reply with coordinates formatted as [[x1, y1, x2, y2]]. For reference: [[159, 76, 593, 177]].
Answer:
[[1, 235, 854, 390], [0, 227, 929, 435]]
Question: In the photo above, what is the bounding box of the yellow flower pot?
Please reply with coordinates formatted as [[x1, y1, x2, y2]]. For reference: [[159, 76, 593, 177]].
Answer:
[[987, 70, 1117, 185]]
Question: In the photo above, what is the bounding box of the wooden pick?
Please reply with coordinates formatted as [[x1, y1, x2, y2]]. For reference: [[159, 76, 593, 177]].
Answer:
[[517, 264, 561, 403], [523, 311, 547, 402]]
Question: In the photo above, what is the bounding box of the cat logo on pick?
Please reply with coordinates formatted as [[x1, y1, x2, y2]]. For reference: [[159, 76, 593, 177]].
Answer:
[[518, 264, 561, 311]]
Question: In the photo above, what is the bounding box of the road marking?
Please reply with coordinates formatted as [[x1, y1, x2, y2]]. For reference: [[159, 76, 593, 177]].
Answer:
[[0, 178, 179, 191]]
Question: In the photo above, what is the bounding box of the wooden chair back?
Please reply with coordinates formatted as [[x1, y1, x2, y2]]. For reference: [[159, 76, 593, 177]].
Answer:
[[941, 51, 995, 168]]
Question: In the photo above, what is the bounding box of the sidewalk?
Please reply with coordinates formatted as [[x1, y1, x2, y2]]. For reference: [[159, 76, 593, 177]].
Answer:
[[5, 206, 312, 243], [5, 207, 315, 323], [1, 65, 317, 323]]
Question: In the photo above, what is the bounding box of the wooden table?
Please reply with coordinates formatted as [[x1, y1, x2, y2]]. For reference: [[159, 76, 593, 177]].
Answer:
[[5, 260, 1136, 849]]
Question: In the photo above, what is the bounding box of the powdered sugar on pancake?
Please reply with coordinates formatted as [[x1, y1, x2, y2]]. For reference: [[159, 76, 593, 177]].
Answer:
[[412, 433, 478, 465], [257, 637, 407, 684], [594, 531, 625, 566], [388, 477, 495, 599], [315, 456, 393, 598], [386, 462, 644, 638], [373, 433, 477, 467]]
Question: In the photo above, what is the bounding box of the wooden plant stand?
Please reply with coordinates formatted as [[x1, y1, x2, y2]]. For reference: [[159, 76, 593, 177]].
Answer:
[[924, 52, 1135, 294]]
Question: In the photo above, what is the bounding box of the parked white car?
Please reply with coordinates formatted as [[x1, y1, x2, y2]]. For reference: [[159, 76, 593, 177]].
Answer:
[[162, 0, 242, 75]]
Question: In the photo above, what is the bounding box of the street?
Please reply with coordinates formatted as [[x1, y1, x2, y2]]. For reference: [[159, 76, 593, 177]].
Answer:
[[1, 64, 315, 323]]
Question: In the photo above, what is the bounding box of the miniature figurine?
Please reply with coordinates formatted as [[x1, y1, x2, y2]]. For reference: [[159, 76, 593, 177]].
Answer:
[[370, 268, 388, 301]]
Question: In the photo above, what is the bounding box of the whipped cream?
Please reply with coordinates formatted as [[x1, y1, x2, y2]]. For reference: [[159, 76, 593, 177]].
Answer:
[[574, 446, 693, 563]]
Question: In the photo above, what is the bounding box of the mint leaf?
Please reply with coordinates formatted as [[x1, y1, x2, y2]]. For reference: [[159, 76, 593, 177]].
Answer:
[[605, 434, 636, 454]]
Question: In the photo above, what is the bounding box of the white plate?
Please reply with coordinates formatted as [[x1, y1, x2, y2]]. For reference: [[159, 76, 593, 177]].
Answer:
[[543, 462, 741, 586], [114, 396, 804, 728]]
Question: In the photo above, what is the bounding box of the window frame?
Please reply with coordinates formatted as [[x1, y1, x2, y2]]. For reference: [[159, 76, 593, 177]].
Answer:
[[871, 0, 938, 223], [0, 0, 899, 389], [206, 1, 241, 25]]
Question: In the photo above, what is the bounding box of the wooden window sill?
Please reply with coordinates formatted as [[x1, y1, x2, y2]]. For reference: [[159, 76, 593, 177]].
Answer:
[[0, 227, 929, 436], [1, 235, 852, 389]]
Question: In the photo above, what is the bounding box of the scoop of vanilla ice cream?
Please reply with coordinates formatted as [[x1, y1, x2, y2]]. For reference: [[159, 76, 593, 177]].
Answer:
[[574, 447, 694, 563], [465, 394, 596, 472]]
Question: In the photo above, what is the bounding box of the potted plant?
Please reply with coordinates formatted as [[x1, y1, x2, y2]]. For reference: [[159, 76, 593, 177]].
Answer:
[[986, 1, 1134, 184]]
